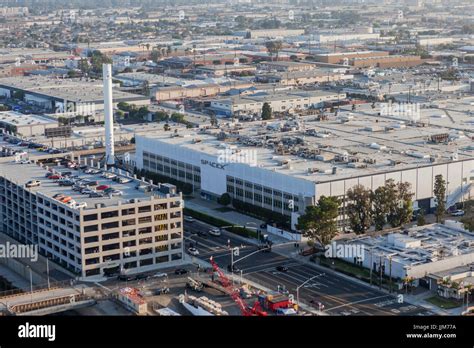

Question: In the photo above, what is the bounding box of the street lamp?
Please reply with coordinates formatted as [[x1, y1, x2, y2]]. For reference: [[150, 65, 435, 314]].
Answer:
[[46, 258, 51, 290], [26, 266, 33, 304], [296, 273, 325, 313]]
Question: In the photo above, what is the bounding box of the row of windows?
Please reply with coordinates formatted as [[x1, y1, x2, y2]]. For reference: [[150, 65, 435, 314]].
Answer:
[[85, 253, 183, 276], [228, 184, 299, 212], [226, 176, 299, 202], [83, 204, 175, 222], [143, 152, 200, 173], [143, 161, 201, 183]]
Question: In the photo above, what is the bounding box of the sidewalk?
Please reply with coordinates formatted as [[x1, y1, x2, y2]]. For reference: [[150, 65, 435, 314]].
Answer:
[[185, 197, 288, 244], [186, 197, 264, 227]]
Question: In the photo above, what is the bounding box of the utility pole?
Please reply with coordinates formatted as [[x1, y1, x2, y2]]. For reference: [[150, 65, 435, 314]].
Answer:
[[389, 256, 392, 293], [369, 248, 373, 286], [46, 258, 50, 290], [379, 255, 383, 290]]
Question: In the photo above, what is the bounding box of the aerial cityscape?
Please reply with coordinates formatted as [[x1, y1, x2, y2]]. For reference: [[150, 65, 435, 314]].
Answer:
[[0, 0, 473, 344]]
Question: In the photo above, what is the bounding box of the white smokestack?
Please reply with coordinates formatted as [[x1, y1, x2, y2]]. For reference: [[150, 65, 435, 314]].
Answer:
[[103, 63, 115, 166]]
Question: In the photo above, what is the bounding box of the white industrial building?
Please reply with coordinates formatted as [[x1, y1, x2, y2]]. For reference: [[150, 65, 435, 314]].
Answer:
[[134, 108, 474, 229], [333, 222, 474, 284]]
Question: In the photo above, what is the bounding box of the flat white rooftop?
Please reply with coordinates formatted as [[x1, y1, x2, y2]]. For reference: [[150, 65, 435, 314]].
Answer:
[[0, 111, 57, 126]]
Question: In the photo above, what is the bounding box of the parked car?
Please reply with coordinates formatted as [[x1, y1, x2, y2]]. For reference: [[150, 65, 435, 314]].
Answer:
[[58, 179, 74, 186], [72, 202, 87, 209], [96, 185, 110, 191], [89, 191, 105, 198], [174, 268, 188, 275], [25, 180, 41, 188], [451, 210, 465, 217], [48, 174, 62, 180], [117, 177, 132, 184], [108, 189, 123, 196], [72, 184, 85, 191], [102, 172, 117, 179], [81, 180, 98, 187], [81, 188, 96, 195]]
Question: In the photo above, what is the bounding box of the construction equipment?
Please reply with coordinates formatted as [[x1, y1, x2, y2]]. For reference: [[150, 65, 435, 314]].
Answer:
[[209, 257, 267, 316], [186, 277, 204, 292]]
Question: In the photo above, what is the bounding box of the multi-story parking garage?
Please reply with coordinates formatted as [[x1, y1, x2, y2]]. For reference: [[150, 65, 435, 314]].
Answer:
[[0, 154, 184, 278]]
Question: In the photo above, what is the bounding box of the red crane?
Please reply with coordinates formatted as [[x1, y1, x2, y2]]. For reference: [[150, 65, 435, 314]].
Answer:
[[209, 256, 267, 316]]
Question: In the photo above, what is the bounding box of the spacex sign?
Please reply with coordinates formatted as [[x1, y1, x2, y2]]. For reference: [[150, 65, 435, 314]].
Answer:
[[201, 159, 228, 170]]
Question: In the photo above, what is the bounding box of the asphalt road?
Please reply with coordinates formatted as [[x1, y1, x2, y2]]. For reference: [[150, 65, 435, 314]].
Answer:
[[184, 219, 434, 316]]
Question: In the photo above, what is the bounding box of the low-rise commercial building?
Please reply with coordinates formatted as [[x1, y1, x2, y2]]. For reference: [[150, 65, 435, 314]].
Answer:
[[333, 222, 474, 284], [312, 51, 390, 65], [0, 111, 58, 136], [350, 55, 423, 68], [209, 90, 346, 116]]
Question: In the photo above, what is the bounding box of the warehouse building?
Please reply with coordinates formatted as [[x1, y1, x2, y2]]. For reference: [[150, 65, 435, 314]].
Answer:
[[311, 51, 390, 65], [0, 111, 58, 137], [134, 111, 474, 230], [209, 90, 346, 116], [0, 153, 184, 278], [0, 75, 150, 115]]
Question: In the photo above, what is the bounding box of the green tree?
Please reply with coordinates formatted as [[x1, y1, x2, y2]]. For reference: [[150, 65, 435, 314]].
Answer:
[[434, 175, 446, 223], [296, 196, 340, 247], [218, 193, 231, 206], [372, 180, 397, 230], [417, 209, 426, 226], [265, 40, 283, 61], [154, 111, 168, 122], [346, 185, 373, 234], [388, 181, 414, 228], [261, 102, 272, 120]]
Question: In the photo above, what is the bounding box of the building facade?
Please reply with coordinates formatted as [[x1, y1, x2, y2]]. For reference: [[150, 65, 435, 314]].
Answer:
[[0, 160, 184, 278]]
